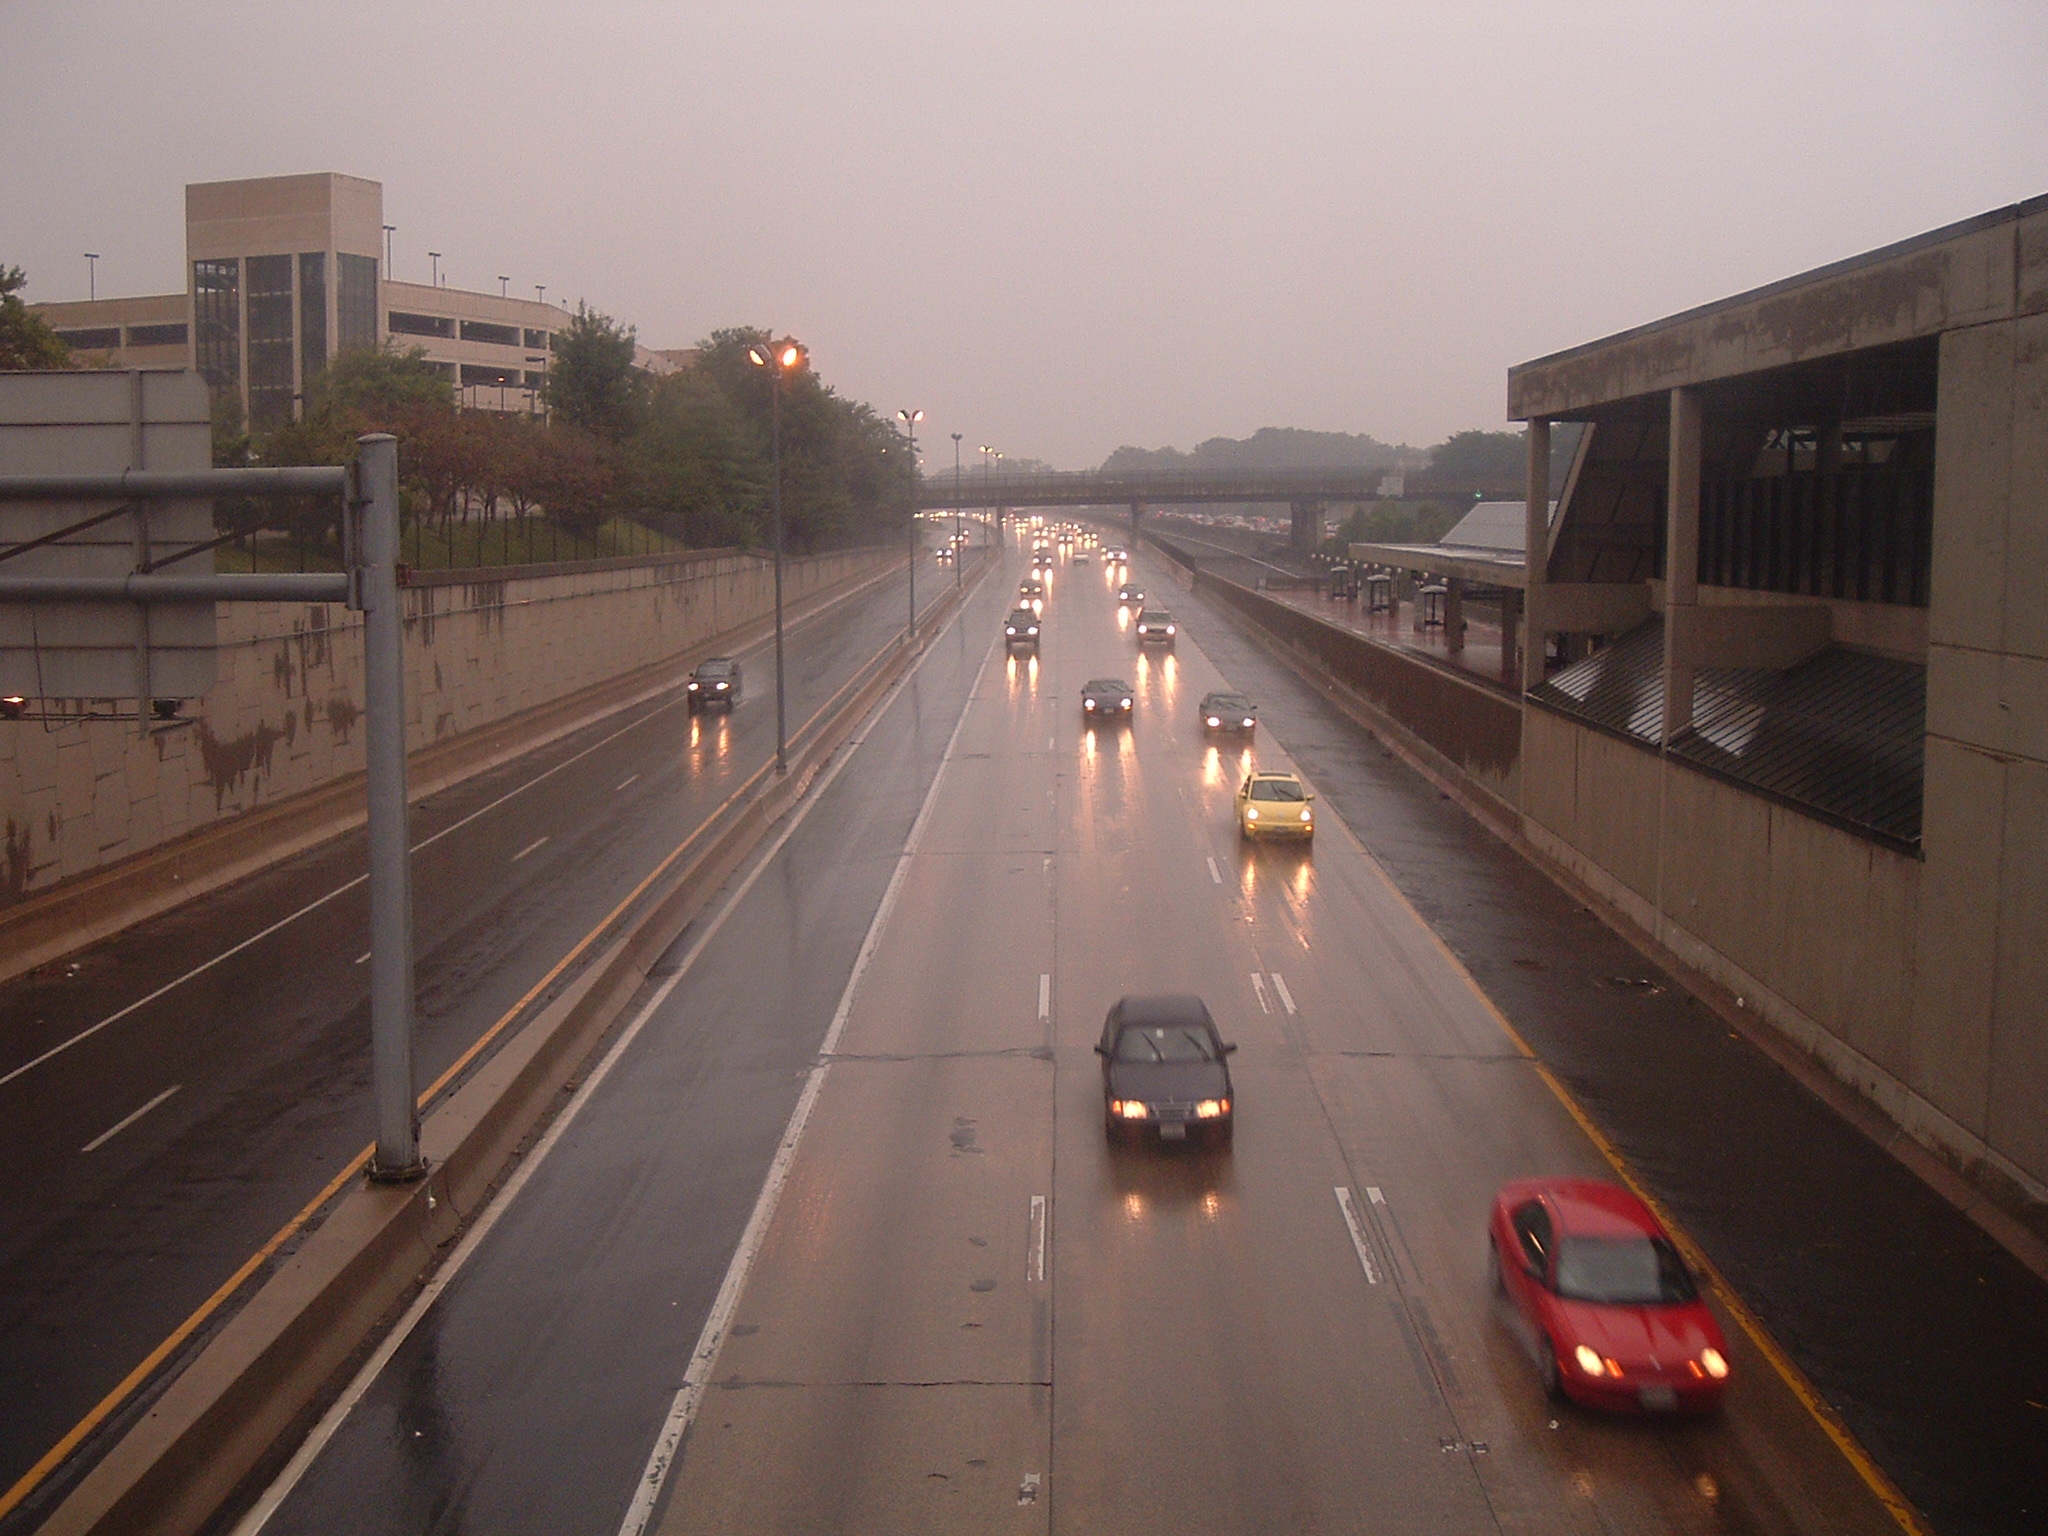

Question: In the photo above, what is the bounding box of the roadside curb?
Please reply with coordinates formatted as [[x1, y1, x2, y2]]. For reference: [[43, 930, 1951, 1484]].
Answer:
[[0, 551, 906, 988], [30, 550, 994, 1536]]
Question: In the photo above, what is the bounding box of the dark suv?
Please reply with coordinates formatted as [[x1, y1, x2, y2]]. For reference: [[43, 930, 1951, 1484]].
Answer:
[[1134, 606, 1177, 647], [686, 656, 742, 711], [1096, 994, 1236, 1146], [1004, 607, 1041, 650]]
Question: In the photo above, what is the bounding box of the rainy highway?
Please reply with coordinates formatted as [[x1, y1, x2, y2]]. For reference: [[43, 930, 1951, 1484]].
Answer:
[[210, 528, 2046, 1536]]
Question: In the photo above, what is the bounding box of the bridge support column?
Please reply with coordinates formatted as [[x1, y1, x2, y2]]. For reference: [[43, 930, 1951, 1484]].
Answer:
[[1289, 499, 1327, 553], [1130, 501, 1143, 542]]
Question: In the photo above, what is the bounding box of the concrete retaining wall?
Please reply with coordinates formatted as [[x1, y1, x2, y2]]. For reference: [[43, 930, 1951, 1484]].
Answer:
[[0, 547, 893, 905]]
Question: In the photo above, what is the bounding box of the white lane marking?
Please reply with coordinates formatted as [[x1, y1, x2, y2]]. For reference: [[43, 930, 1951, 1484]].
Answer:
[[1037, 973, 1051, 1023], [1207, 856, 1222, 885], [1270, 972, 1297, 1015], [1368, 1186, 1386, 1205], [1047, 735, 1054, 750], [81, 1085, 180, 1154], [511, 836, 550, 863], [1249, 973, 1271, 1014], [240, 585, 996, 1536], [615, 773, 640, 791], [1335, 1187, 1382, 1284], [1018, 1471, 1042, 1506], [1, 698, 679, 1095], [1028, 1194, 1047, 1284], [616, 610, 1001, 1536], [352, 951, 370, 967]]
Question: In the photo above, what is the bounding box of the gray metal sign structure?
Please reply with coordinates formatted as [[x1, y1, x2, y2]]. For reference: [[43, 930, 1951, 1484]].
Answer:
[[0, 429, 425, 1179]]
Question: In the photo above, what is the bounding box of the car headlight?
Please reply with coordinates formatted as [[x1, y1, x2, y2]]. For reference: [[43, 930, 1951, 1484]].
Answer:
[[1245, 807, 1259, 821], [1575, 1345, 1612, 1377], [715, 682, 728, 690], [1165, 625, 1176, 634], [1116, 1100, 1150, 1119], [687, 682, 699, 690], [1027, 626, 1038, 635], [1299, 808, 1312, 822], [1006, 626, 1016, 635], [1700, 1347, 1730, 1380], [1242, 717, 1255, 728], [1137, 624, 1148, 633], [1120, 698, 1132, 709], [1206, 716, 1221, 727], [1195, 1098, 1229, 1118]]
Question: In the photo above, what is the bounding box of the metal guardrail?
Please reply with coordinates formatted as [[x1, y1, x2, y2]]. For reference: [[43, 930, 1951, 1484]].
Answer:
[[916, 466, 1392, 510]]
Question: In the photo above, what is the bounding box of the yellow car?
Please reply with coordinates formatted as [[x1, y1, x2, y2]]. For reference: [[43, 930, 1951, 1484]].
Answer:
[[1237, 772, 1314, 841]]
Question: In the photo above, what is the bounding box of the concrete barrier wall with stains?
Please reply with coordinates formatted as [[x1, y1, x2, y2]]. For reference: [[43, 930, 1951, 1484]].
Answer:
[[0, 547, 892, 904]]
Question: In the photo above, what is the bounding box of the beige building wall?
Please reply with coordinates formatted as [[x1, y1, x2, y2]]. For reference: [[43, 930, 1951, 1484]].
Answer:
[[0, 547, 893, 904]]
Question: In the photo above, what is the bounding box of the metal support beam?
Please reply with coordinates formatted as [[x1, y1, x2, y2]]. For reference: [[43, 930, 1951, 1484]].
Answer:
[[1521, 418, 1550, 690], [355, 435, 424, 1181], [1661, 388, 1702, 744]]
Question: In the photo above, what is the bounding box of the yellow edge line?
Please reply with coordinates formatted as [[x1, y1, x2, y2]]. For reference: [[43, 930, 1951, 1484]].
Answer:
[[1349, 839, 1931, 1536], [0, 629, 896, 1523]]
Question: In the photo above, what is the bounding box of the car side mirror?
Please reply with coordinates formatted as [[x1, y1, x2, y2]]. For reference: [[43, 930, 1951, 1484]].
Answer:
[[1092, 1043, 1108, 1057], [1222, 1042, 1239, 1055]]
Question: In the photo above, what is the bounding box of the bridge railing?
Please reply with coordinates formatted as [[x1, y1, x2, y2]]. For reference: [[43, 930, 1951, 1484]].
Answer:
[[915, 466, 1393, 509]]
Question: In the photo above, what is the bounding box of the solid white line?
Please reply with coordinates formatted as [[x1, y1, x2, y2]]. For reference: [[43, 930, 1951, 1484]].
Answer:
[[1270, 972, 1297, 1015], [616, 774, 640, 791], [1, 699, 681, 1096], [1206, 855, 1222, 885], [1047, 735, 1054, 750], [1335, 1187, 1382, 1285], [80, 1085, 180, 1154], [238, 577, 990, 1536], [1367, 1185, 1386, 1205], [1249, 973, 1271, 1014], [1028, 1194, 1047, 1284], [512, 836, 550, 863], [616, 596, 1001, 1536], [352, 951, 371, 966], [1037, 973, 1051, 1023]]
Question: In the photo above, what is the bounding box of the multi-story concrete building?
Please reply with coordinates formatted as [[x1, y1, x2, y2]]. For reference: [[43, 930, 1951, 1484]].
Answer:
[[28, 172, 599, 426]]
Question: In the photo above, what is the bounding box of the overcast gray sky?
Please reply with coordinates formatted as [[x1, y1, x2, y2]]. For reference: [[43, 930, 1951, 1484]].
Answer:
[[4, 1, 2045, 467]]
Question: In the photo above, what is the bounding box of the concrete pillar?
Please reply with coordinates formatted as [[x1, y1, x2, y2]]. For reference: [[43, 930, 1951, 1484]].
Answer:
[[1661, 387, 1702, 743], [1129, 501, 1143, 542], [1521, 419, 1550, 690], [1501, 587, 1522, 683], [1445, 577, 1465, 652]]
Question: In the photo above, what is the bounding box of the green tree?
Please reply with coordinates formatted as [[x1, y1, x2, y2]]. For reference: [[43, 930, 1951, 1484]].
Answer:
[[0, 265, 71, 370], [1422, 429, 1526, 493], [547, 304, 644, 441]]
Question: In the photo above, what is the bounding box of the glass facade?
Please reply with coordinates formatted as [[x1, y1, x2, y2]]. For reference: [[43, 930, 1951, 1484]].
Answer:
[[126, 322, 188, 347], [53, 327, 120, 349], [299, 252, 327, 382], [337, 253, 378, 352], [245, 254, 296, 429], [193, 258, 240, 393]]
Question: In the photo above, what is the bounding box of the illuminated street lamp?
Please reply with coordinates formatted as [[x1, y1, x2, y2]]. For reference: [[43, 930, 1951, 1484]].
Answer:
[[898, 409, 923, 640], [750, 336, 807, 773]]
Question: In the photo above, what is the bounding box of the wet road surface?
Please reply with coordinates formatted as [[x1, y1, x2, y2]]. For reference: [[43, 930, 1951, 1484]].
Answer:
[[0, 548, 961, 1529], [236, 536, 1952, 1535]]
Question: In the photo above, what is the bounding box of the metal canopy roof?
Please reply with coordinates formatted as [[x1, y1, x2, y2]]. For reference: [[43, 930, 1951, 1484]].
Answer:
[[1530, 618, 1925, 848]]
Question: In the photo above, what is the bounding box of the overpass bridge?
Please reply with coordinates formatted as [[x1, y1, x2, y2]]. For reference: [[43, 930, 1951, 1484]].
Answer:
[[913, 467, 1393, 549]]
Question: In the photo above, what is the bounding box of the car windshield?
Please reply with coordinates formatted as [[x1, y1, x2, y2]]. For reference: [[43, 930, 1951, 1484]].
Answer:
[[697, 661, 732, 679], [1249, 779, 1304, 802], [1553, 1236, 1697, 1304], [1142, 611, 1173, 624], [1009, 611, 1035, 624], [1084, 680, 1130, 696], [1208, 694, 1250, 712], [1114, 1025, 1217, 1063]]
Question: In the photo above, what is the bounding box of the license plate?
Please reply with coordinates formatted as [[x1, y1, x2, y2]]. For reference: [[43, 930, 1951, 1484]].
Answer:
[[1639, 1385, 1677, 1411], [1158, 1123, 1188, 1141]]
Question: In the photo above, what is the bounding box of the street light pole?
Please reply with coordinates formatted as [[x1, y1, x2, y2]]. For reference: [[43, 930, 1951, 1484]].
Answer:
[[84, 253, 98, 302], [428, 251, 442, 287], [751, 337, 806, 773], [899, 410, 923, 642]]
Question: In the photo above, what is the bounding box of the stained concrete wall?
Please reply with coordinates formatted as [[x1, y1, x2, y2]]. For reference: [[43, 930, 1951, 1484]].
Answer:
[[0, 547, 892, 905]]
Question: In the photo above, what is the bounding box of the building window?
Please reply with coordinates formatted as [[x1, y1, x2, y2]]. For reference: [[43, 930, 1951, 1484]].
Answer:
[[299, 253, 327, 381], [193, 258, 240, 393], [523, 370, 547, 388], [387, 311, 455, 339], [54, 327, 121, 350], [337, 253, 378, 353], [523, 328, 548, 349], [245, 254, 295, 430], [125, 322, 188, 348], [461, 363, 520, 387], [460, 319, 520, 347]]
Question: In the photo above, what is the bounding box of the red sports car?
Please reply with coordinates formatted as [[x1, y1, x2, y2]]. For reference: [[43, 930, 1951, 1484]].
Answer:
[[1489, 1178, 1731, 1413]]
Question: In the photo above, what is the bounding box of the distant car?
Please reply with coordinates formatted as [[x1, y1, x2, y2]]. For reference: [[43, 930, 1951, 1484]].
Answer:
[[686, 656, 742, 712], [1080, 677, 1133, 723], [1096, 994, 1236, 1146], [1004, 607, 1041, 650], [1107, 547, 1129, 564], [1489, 1179, 1731, 1413], [1200, 691, 1257, 734], [935, 545, 954, 562], [1134, 607, 1176, 646], [1072, 547, 1091, 565], [1116, 582, 1144, 604], [1237, 771, 1312, 840], [1020, 577, 1045, 601]]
